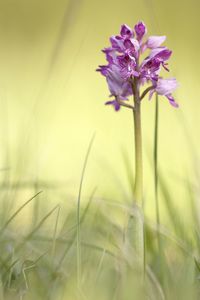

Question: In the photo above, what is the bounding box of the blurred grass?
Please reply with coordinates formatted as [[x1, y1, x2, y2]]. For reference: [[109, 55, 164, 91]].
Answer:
[[0, 171, 200, 299], [0, 0, 199, 299]]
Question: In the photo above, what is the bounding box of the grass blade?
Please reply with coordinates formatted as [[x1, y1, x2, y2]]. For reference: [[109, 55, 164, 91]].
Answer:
[[77, 133, 95, 287], [0, 191, 42, 235]]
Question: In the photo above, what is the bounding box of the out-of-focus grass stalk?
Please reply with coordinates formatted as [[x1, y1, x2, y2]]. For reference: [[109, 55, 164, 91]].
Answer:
[[77, 134, 95, 289], [154, 94, 161, 251], [0, 191, 42, 235], [51, 205, 60, 261], [154, 94, 164, 288]]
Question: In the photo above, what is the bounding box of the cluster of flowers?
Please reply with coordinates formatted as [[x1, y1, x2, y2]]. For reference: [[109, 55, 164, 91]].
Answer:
[[97, 21, 178, 111]]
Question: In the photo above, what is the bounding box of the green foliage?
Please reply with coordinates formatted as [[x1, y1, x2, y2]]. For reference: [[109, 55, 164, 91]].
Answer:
[[0, 167, 199, 300]]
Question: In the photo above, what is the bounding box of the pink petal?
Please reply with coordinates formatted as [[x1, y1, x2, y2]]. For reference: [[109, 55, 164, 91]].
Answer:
[[156, 78, 178, 95], [146, 36, 166, 49]]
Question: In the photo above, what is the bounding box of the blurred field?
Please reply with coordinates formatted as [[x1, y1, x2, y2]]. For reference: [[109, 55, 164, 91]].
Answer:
[[0, 0, 199, 299]]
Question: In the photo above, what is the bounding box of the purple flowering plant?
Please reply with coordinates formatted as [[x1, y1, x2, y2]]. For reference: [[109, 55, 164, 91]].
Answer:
[[97, 21, 179, 111], [97, 21, 179, 206], [97, 22, 179, 272]]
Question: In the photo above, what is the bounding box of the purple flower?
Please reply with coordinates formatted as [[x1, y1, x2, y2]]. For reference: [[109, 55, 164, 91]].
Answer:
[[120, 24, 134, 38], [134, 21, 147, 41], [155, 78, 178, 95], [110, 35, 125, 52], [105, 65, 132, 98], [140, 47, 172, 80], [149, 47, 172, 61], [97, 21, 179, 110], [146, 36, 166, 49], [105, 99, 121, 111], [150, 78, 179, 107], [97, 63, 132, 110], [124, 38, 139, 52], [117, 54, 139, 79]]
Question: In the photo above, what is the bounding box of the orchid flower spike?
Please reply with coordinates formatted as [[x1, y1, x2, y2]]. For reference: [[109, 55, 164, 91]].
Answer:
[[97, 21, 179, 110]]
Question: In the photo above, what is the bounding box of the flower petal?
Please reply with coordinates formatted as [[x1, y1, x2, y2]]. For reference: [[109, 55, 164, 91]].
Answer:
[[110, 35, 124, 52], [146, 36, 166, 49], [149, 47, 172, 61], [155, 78, 178, 95], [134, 21, 147, 41], [105, 100, 121, 111], [120, 24, 133, 38], [166, 95, 179, 107]]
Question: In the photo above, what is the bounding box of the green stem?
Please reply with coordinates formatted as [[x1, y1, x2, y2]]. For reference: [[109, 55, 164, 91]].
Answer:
[[154, 94, 160, 231], [77, 134, 95, 289], [132, 77, 145, 279], [133, 80, 143, 204], [154, 94, 162, 265]]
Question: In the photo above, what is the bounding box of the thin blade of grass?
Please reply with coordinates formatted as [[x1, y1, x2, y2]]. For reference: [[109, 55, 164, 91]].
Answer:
[[51, 205, 61, 261], [159, 174, 185, 238], [146, 265, 165, 300], [2, 204, 60, 271], [23, 205, 60, 244], [153, 94, 165, 285], [154, 94, 160, 233], [95, 248, 106, 283], [0, 191, 42, 235], [32, 235, 116, 259], [56, 187, 97, 272], [60, 186, 97, 238], [77, 133, 95, 287]]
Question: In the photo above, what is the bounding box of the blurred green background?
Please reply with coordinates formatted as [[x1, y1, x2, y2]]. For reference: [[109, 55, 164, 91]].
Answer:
[[0, 0, 199, 224]]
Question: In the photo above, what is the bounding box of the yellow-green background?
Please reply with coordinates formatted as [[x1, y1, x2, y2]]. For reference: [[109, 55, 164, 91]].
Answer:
[[0, 0, 198, 222]]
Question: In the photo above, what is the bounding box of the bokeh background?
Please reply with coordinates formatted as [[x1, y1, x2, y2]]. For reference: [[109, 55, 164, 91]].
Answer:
[[0, 0, 199, 226]]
